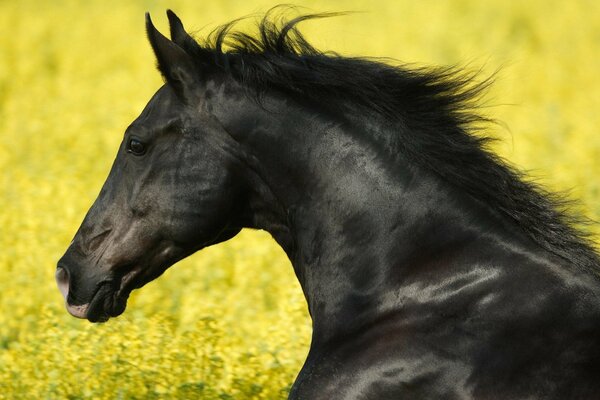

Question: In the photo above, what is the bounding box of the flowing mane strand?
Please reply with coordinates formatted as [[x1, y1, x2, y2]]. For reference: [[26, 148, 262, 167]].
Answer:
[[177, 8, 600, 272]]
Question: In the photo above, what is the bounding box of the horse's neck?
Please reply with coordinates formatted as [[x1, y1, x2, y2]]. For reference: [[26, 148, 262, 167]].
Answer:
[[213, 90, 528, 341]]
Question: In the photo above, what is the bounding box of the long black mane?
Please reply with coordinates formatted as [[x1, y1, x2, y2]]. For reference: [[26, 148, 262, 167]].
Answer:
[[177, 8, 599, 273]]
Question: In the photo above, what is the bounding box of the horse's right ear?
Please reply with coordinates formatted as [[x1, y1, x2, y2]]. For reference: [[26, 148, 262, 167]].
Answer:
[[166, 9, 195, 48], [145, 13, 199, 101]]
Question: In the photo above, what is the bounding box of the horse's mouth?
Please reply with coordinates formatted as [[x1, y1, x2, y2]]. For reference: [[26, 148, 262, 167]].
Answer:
[[58, 266, 143, 323], [83, 283, 124, 323]]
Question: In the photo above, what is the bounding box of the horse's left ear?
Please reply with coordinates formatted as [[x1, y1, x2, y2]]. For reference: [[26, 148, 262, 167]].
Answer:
[[145, 12, 199, 101]]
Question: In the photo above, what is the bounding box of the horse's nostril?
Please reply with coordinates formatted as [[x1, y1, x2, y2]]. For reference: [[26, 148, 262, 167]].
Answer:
[[56, 266, 68, 282], [55, 267, 70, 300]]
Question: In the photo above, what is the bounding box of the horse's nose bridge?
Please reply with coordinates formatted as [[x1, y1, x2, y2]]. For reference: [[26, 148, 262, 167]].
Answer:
[[84, 227, 113, 254], [75, 195, 125, 256], [69, 218, 116, 261], [70, 189, 143, 266]]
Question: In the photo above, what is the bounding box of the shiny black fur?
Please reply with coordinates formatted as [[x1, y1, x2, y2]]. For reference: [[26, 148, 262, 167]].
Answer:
[[58, 9, 600, 399]]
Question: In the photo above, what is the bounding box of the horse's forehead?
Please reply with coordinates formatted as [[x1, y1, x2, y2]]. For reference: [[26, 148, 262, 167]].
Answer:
[[134, 85, 180, 126]]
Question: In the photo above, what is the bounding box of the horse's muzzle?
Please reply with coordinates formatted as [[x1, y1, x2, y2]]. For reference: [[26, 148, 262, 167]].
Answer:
[[55, 266, 89, 319]]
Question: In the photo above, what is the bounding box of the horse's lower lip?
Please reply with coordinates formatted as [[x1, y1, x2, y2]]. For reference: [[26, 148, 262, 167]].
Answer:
[[85, 285, 112, 322], [85, 267, 142, 323]]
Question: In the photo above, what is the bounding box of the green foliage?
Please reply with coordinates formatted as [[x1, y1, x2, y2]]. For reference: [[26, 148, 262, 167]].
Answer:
[[0, 0, 598, 398]]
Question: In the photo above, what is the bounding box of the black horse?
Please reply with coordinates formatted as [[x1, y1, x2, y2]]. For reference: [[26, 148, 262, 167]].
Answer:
[[57, 9, 600, 399]]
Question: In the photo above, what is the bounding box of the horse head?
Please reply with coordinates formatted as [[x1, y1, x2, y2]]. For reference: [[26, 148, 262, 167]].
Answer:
[[57, 12, 245, 322]]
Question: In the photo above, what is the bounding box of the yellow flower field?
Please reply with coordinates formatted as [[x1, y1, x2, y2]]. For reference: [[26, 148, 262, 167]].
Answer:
[[0, 0, 598, 398]]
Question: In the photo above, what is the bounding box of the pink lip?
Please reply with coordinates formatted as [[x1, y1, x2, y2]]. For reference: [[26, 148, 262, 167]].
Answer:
[[66, 303, 90, 318]]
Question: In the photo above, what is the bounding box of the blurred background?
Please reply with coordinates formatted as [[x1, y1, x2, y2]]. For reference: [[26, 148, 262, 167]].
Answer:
[[1, 0, 598, 398]]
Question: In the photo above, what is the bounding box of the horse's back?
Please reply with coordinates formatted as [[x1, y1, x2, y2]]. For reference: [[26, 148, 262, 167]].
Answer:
[[467, 259, 600, 399]]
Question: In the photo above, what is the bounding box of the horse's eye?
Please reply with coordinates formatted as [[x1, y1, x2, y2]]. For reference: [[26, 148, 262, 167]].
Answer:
[[127, 138, 146, 156]]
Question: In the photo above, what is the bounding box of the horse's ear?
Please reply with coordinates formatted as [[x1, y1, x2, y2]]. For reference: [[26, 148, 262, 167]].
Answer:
[[166, 9, 194, 47], [145, 13, 199, 101]]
